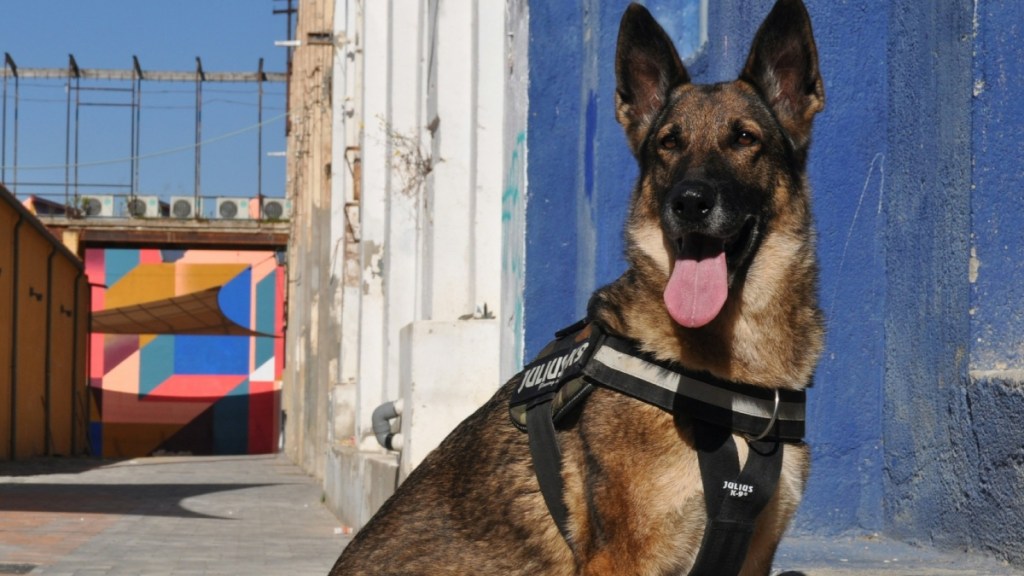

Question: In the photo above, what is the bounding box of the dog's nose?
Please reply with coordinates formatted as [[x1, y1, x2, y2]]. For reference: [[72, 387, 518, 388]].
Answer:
[[668, 181, 716, 223]]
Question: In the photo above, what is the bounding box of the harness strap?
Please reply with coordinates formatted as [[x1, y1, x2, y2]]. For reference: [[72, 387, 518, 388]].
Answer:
[[525, 399, 572, 543], [688, 421, 784, 576], [583, 333, 806, 442]]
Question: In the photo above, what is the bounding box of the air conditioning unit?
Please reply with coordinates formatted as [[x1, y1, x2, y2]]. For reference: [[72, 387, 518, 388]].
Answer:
[[80, 195, 115, 217], [260, 198, 292, 220], [126, 195, 166, 218], [170, 196, 200, 219], [216, 197, 250, 220]]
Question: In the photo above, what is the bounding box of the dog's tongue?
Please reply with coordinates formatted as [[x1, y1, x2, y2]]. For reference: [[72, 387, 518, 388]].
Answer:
[[664, 236, 728, 328]]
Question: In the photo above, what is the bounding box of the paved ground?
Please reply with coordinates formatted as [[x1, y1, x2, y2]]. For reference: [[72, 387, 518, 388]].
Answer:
[[0, 454, 1019, 575], [0, 455, 348, 575], [776, 533, 1021, 575]]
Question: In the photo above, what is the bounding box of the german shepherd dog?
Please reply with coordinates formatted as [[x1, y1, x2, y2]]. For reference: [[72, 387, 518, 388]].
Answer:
[[331, 0, 824, 574]]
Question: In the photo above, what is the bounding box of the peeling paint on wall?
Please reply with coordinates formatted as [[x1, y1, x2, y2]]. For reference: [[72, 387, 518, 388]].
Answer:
[[502, 130, 527, 379], [501, 0, 530, 382], [361, 240, 384, 295], [969, 246, 980, 283]]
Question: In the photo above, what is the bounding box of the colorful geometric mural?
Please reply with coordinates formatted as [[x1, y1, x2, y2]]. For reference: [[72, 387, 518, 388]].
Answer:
[[84, 248, 285, 458]]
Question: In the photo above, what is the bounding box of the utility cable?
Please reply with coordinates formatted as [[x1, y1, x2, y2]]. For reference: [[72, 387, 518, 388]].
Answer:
[[0, 111, 287, 171]]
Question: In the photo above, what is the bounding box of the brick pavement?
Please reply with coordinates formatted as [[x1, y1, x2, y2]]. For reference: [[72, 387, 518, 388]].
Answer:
[[0, 455, 349, 576]]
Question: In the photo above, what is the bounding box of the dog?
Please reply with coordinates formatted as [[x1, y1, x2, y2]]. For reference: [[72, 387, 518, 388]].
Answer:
[[330, 0, 824, 574]]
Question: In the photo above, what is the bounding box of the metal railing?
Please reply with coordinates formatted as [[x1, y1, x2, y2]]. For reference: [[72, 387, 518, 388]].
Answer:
[[1, 54, 288, 218]]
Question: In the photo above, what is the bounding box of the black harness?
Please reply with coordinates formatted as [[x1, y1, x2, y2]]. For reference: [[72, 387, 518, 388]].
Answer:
[[508, 320, 806, 576]]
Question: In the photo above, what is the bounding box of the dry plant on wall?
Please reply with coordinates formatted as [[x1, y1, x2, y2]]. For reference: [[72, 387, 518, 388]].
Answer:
[[379, 117, 436, 200]]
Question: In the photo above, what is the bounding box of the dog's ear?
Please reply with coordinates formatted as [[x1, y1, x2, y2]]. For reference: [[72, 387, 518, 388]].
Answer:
[[615, 3, 689, 154], [740, 0, 824, 152]]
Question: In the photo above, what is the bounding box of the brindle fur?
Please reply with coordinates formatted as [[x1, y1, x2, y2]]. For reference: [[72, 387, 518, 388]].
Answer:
[[331, 1, 824, 574]]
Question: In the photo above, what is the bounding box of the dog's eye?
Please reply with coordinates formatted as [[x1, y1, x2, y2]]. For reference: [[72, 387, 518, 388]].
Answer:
[[735, 130, 759, 148], [660, 134, 680, 150]]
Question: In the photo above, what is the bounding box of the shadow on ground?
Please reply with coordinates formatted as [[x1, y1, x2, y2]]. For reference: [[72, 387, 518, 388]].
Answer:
[[0, 457, 122, 477], [0, 482, 277, 519]]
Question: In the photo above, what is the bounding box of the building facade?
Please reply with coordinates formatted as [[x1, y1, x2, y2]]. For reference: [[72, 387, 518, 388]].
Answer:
[[283, 0, 507, 528], [0, 185, 90, 460], [284, 0, 1024, 566]]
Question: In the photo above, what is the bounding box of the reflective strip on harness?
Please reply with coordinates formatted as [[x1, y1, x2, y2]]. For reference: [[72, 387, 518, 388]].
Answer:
[[584, 337, 806, 441]]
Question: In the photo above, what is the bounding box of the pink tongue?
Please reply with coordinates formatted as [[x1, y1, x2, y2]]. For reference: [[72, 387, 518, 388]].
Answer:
[[664, 242, 728, 328]]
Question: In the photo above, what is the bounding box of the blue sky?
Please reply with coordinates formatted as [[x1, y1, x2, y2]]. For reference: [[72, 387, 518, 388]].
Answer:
[[0, 1, 291, 208]]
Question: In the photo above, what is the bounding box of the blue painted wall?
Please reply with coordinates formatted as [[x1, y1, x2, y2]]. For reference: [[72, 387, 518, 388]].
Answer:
[[964, 1, 1024, 563], [884, 0, 1024, 563], [883, 0, 973, 551], [520, 0, 1024, 565], [971, 2, 1024, 370], [796, 0, 887, 535]]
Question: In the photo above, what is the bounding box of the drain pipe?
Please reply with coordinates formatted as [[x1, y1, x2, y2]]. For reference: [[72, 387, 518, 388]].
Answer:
[[371, 398, 403, 451], [43, 245, 56, 455], [70, 270, 84, 455], [9, 214, 24, 459]]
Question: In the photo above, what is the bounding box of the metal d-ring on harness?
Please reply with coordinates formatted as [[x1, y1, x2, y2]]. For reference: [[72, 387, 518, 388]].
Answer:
[[744, 388, 780, 442], [508, 320, 807, 576]]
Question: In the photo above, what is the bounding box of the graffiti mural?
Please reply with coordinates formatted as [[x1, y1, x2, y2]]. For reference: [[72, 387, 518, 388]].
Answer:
[[85, 248, 285, 458]]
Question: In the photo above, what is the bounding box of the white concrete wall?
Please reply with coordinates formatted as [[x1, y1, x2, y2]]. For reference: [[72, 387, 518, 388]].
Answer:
[[333, 0, 362, 448], [354, 0, 390, 447], [390, 0, 506, 477], [398, 319, 498, 480], [325, 0, 506, 527]]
